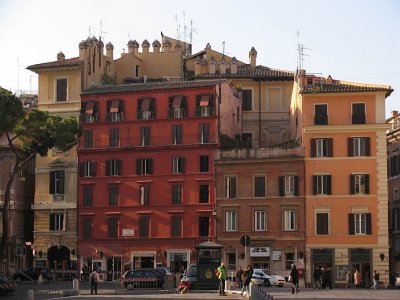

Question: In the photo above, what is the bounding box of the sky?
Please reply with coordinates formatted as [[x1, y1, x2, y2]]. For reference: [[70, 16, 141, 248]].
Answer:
[[0, 0, 399, 117]]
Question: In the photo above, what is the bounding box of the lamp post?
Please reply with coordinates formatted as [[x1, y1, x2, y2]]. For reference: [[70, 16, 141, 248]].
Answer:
[[212, 206, 217, 242]]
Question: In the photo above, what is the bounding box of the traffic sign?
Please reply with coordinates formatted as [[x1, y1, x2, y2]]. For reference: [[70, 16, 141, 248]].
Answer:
[[240, 235, 251, 246]]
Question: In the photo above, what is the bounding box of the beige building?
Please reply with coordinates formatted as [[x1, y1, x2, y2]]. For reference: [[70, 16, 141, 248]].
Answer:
[[27, 34, 189, 272], [185, 44, 294, 147]]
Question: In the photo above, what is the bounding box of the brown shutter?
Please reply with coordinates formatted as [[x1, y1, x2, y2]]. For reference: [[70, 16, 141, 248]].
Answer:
[[350, 175, 355, 194], [313, 175, 317, 195], [90, 161, 96, 177], [327, 175, 332, 195], [136, 159, 141, 175], [366, 213, 372, 235], [348, 138, 354, 156], [79, 163, 85, 177], [49, 171, 55, 193], [106, 160, 111, 176], [348, 214, 355, 235], [279, 176, 285, 196], [365, 174, 370, 194], [327, 138, 333, 157], [294, 176, 299, 196], [311, 139, 316, 157], [148, 159, 153, 174], [365, 137, 371, 156]]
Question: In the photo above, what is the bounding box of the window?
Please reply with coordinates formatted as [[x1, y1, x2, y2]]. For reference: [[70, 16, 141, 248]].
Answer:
[[172, 185, 182, 204], [140, 186, 150, 205], [350, 174, 369, 194], [83, 187, 92, 207], [106, 100, 124, 122], [82, 101, 98, 123], [196, 94, 215, 117], [109, 186, 119, 206], [136, 158, 153, 175], [108, 217, 119, 238], [349, 213, 371, 235], [395, 188, 399, 201], [56, 78, 67, 101], [393, 208, 400, 231], [137, 98, 155, 120], [168, 96, 187, 118], [49, 170, 65, 194], [172, 157, 185, 173], [352, 103, 366, 124], [49, 213, 65, 231], [141, 127, 150, 146], [316, 212, 329, 235], [83, 130, 93, 148], [80, 161, 96, 177], [313, 175, 332, 195], [225, 211, 237, 231], [83, 219, 92, 239], [254, 176, 266, 197], [199, 217, 209, 236], [109, 128, 119, 147], [242, 90, 252, 111], [279, 176, 299, 197], [284, 209, 296, 231], [348, 137, 370, 156], [390, 155, 400, 177], [311, 138, 332, 157], [199, 185, 209, 203], [314, 104, 328, 125], [106, 160, 122, 176], [225, 176, 237, 198], [199, 156, 209, 172], [285, 253, 295, 270], [200, 124, 209, 144], [139, 216, 150, 238], [170, 216, 182, 237], [172, 125, 182, 145], [254, 210, 266, 231]]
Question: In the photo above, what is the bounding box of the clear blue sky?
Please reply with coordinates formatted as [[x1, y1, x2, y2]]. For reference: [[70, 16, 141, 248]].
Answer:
[[1, 0, 399, 117]]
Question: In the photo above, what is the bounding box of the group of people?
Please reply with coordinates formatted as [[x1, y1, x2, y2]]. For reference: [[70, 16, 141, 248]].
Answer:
[[313, 266, 333, 289], [345, 269, 380, 289]]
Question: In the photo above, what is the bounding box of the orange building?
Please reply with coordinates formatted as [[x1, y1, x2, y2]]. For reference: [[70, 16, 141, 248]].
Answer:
[[291, 72, 393, 286]]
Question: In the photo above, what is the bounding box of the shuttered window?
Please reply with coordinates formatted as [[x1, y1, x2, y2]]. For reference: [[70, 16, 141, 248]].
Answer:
[[199, 184, 209, 203], [172, 125, 182, 145], [139, 216, 150, 238], [83, 219, 92, 239], [140, 186, 150, 205], [56, 78, 67, 101], [107, 217, 118, 238], [109, 186, 119, 206], [83, 130, 93, 148], [225, 176, 237, 198], [199, 156, 209, 172], [314, 104, 328, 125], [199, 217, 209, 236], [311, 138, 333, 157], [242, 90, 252, 111], [316, 213, 329, 235], [109, 128, 120, 147], [170, 216, 182, 237], [349, 213, 371, 235], [106, 160, 122, 176], [254, 176, 266, 197], [313, 175, 331, 195], [172, 185, 182, 204], [83, 187, 92, 207], [49, 170, 65, 194], [136, 158, 153, 175], [141, 127, 150, 146], [350, 174, 370, 194]]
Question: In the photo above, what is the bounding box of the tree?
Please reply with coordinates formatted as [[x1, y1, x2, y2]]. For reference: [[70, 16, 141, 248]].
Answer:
[[0, 87, 81, 271]]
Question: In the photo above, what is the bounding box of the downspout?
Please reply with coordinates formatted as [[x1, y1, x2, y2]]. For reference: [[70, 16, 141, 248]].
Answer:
[[258, 80, 261, 143]]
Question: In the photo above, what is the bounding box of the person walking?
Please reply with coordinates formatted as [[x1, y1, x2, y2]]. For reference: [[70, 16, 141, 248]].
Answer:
[[239, 265, 253, 295], [345, 270, 351, 288], [313, 266, 321, 289], [354, 269, 361, 288], [324, 267, 333, 289], [236, 266, 244, 289], [289, 264, 299, 294], [371, 270, 380, 289], [216, 262, 228, 296], [89, 269, 100, 295]]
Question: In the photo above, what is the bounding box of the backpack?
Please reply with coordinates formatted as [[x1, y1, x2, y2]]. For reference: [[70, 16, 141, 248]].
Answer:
[[91, 272, 96, 283]]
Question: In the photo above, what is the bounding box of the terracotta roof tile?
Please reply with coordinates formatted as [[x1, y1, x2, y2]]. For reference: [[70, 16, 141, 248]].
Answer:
[[27, 57, 82, 71], [302, 82, 393, 96], [82, 79, 229, 95]]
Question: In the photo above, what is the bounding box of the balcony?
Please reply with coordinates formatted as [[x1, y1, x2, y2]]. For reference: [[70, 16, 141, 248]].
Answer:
[[168, 107, 187, 118], [80, 113, 98, 123], [106, 112, 124, 122], [137, 110, 156, 120], [314, 114, 328, 125], [216, 146, 305, 160], [352, 114, 366, 124], [78, 134, 217, 150], [195, 106, 215, 117]]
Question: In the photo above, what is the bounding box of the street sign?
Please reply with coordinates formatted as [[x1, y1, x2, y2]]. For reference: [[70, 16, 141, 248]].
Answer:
[[240, 235, 251, 246]]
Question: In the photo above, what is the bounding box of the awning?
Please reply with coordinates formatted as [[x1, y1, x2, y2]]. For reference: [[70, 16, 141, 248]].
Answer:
[[141, 98, 151, 111], [85, 101, 94, 115], [110, 100, 120, 113], [199, 95, 209, 106], [172, 96, 182, 108]]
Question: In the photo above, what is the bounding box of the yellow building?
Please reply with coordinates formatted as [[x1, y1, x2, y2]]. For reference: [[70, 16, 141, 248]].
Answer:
[[27, 34, 188, 272]]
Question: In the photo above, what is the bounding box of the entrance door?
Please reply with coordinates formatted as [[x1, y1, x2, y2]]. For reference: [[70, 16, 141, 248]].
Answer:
[[106, 256, 122, 281], [133, 256, 154, 269], [252, 258, 270, 269]]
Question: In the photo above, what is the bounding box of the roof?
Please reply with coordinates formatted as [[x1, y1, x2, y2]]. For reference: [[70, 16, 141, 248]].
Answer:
[[192, 65, 294, 81], [82, 79, 230, 95], [301, 81, 393, 97], [27, 57, 82, 71]]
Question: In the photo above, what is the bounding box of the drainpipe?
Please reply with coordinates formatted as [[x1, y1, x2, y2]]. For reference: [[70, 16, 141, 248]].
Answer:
[[258, 81, 261, 143]]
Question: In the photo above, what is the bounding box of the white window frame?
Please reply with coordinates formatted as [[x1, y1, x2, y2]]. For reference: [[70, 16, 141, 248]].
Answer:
[[224, 176, 237, 199], [353, 137, 366, 156], [284, 209, 296, 231], [314, 209, 330, 235], [316, 138, 328, 157], [51, 213, 65, 231], [84, 161, 93, 177], [109, 160, 120, 176], [172, 157, 184, 173], [140, 186, 149, 205], [316, 175, 329, 195], [285, 176, 295, 196], [355, 213, 367, 234], [225, 211, 237, 232], [354, 174, 366, 194], [254, 210, 266, 231]]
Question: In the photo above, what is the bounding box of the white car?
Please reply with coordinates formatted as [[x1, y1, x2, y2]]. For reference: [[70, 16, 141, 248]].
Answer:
[[395, 272, 400, 288], [251, 269, 285, 287]]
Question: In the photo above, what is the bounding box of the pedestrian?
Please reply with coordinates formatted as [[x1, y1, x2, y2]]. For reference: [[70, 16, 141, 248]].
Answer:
[[216, 262, 228, 296], [354, 269, 361, 288], [313, 266, 321, 289], [81, 264, 88, 281], [345, 270, 351, 288], [371, 270, 379, 289], [239, 265, 253, 295], [89, 269, 100, 295], [177, 277, 190, 294], [289, 264, 299, 294], [324, 267, 333, 289], [236, 266, 244, 289], [320, 267, 327, 289]]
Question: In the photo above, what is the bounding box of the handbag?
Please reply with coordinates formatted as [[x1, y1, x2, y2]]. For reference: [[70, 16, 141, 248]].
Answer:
[[288, 275, 292, 282]]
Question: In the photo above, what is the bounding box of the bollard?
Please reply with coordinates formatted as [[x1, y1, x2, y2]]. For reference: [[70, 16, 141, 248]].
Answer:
[[28, 289, 34, 300], [225, 279, 231, 291], [73, 279, 79, 291]]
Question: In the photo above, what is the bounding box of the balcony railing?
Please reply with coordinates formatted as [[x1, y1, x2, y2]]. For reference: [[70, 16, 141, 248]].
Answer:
[[352, 114, 366, 124], [78, 134, 217, 150], [106, 112, 124, 122], [216, 146, 305, 160], [195, 106, 215, 117], [137, 110, 156, 120], [314, 114, 328, 125], [168, 108, 187, 118], [80, 113, 99, 123]]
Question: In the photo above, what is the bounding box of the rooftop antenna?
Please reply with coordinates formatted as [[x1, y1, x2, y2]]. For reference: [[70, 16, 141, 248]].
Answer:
[[175, 14, 180, 40], [100, 20, 107, 40], [89, 27, 92, 36], [296, 30, 311, 72]]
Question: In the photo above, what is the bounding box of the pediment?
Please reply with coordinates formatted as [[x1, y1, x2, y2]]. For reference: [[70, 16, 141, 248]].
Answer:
[[47, 158, 71, 168]]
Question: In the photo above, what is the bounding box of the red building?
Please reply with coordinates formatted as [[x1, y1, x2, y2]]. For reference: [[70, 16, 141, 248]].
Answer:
[[77, 80, 241, 277]]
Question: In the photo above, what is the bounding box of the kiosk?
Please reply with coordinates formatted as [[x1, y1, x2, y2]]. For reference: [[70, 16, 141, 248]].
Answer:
[[196, 241, 222, 290]]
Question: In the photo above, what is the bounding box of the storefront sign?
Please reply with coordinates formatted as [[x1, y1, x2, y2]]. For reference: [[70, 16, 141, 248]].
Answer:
[[250, 247, 270, 257], [272, 250, 282, 260]]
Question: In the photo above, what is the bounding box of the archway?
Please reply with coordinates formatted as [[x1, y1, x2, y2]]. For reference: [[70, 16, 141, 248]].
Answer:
[[47, 245, 70, 273]]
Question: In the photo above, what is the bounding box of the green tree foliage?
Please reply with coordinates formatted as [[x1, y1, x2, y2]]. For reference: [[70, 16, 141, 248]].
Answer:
[[0, 87, 81, 270]]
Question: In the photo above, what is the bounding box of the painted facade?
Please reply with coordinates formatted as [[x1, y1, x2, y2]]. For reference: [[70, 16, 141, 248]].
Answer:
[[291, 72, 393, 286], [77, 80, 241, 277]]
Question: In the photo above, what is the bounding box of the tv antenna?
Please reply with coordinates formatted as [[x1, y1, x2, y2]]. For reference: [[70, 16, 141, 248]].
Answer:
[[296, 30, 312, 71], [100, 20, 107, 40]]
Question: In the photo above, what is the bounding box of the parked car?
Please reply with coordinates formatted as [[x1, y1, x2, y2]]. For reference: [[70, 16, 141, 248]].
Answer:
[[0, 273, 16, 296], [154, 267, 173, 276], [14, 267, 53, 282], [251, 269, 285, 287], [395, 272, 400, 288], [121, 269, 164, 290], [185, 265, 197, 289]]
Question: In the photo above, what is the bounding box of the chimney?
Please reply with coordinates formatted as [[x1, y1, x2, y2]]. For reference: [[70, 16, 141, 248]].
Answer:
[[106, 42, 114, 60], [127, 40, 137, 54], [209, 56, 216, 74], [249, 47, 257, 67], [162, 40, 172, 53], [142, 39, 150, 54], [392, 110, 399, 117], [231, 57, 238, 74], [152, 40, 161, 53], [219, 57, 226, 74], [79, 41, 87, 60], [57, 51, 65, 61]]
